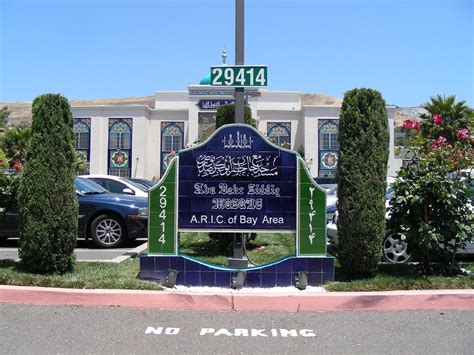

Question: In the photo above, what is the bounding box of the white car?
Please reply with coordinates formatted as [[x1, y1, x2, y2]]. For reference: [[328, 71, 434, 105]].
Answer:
[[80, 175, 148, 198], [327, 173, 474, 263]]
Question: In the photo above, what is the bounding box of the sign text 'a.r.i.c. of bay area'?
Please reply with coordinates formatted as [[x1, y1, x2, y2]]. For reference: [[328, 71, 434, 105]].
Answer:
[[178, 126, 297, 231]]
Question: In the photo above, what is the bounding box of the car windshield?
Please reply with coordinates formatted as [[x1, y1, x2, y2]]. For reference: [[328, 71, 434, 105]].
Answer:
[[123, 178, 149, 192], [75, 177, 108, 194], [326, 185, 337, 195], [132, 178, 155, 188]]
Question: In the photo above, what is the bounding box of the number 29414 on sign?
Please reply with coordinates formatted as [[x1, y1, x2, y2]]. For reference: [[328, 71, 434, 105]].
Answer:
[[210, 65, 267, 87]]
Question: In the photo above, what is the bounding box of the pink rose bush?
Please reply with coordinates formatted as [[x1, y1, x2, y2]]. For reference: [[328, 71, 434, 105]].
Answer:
[[456, 129, 469, 140], [432, 114, 444, 126], [429, 135, 448, 150], [403, 119, 420, 131]]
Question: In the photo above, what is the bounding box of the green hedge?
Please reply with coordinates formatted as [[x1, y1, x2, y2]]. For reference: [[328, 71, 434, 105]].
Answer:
[[18, 94, 78, 274], [337, 88, 389, 279]]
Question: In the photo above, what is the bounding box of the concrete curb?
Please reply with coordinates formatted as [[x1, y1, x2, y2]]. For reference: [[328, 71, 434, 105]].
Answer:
[[1, 285, 473, 312]]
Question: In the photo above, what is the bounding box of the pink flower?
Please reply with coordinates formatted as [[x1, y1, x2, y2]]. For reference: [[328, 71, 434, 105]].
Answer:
[[432, 114, 444, 126], [403, 120, 413, 130], [456, 129, 469, 140], [413, 121, 420, 131], [430, 136, 448, 151], [436, 136, 447, 145], [403, 119, 420, 131]]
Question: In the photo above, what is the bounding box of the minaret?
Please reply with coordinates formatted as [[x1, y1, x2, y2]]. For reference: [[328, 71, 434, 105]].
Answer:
[[221, 46, 227, 65]]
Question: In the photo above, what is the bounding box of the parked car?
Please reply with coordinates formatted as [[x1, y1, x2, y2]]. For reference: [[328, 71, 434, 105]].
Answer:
[[0, 177, 148, 248], [127, 177, 155, 190], [326, 174, 474, 263], [80, 174, 148, 197]]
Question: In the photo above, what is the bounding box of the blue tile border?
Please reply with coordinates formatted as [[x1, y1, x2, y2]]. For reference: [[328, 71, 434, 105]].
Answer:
[[139, 255, 334, 288]]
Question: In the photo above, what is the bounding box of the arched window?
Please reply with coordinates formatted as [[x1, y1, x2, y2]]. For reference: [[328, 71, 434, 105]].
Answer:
[[73, 118, 91, 173], [318, 120, 339, 178], [161, 122, 184, 175], [267, 123, 291, 148], [109, 121, 131, 149], [319, 122, 339, 151], [108, 119, 132, 177]]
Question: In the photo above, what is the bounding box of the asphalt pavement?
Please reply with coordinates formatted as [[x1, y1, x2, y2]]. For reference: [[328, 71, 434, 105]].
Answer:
[[1, 303, 473, 354]]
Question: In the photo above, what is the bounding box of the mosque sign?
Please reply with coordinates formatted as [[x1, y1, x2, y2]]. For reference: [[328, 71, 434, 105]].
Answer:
[[147, 124, 326, 257], [197, 99, 234, 110]]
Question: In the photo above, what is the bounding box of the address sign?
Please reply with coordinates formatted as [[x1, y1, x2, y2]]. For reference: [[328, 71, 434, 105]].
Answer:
[[210, 65, 267, 87]]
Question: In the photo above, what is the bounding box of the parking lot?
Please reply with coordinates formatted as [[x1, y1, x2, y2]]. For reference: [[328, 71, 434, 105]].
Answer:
[[0, 238, 148, 263]]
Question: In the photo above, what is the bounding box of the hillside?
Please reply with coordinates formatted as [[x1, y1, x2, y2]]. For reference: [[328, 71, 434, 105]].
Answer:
[[1, 93, 420, 129], [0, 96, 156, 125]]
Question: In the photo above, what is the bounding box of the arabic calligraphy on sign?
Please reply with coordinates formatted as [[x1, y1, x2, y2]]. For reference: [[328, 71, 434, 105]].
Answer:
[[196, 154, 279, 178], [222, 131, 253, 149]]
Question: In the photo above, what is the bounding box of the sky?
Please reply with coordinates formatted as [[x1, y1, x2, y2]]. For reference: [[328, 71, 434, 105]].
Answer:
[[0, 0, 472, 106]]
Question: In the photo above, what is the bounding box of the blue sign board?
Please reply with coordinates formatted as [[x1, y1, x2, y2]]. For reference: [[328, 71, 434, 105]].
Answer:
[[197, 99, 235, 110], [178, 125, 297, 232]]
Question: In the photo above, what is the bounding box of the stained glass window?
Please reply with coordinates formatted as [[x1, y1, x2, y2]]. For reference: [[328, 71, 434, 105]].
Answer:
[[267, 123, 291, 148], [109, 121, 131, 149], [320, 122, 339, 150], [162, 124, 183, 152], [161, 122, 184, 176], [318, 120, 339, 178], [108, 119, 132, 177]]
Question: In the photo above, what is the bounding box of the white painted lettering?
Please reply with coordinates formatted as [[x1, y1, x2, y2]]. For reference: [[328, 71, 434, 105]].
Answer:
[[200, 328, 215, 335], [234, 329, 249, 337], [251, 329, 268, 337], [165, 328, 180, 335], [214, 328, 233, 336], [280, 329, 298, 337], [300, 329, 316, 337], [145, 327, 163, 335]]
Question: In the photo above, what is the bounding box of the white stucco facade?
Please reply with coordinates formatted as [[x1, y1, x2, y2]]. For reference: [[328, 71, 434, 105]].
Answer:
[[71, 85, 402, 181]]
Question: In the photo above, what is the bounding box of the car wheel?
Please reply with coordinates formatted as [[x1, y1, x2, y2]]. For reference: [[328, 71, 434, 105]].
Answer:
[[90, 214, 126, 248], [382, 232, 412, 264]]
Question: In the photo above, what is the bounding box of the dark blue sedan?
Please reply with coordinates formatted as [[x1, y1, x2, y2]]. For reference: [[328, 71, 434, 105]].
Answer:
[[0, 177, 148, 248]]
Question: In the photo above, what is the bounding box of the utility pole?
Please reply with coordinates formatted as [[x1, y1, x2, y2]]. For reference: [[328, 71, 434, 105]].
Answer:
[[229, 0, 248, 268], [234, 0, 245, 124]]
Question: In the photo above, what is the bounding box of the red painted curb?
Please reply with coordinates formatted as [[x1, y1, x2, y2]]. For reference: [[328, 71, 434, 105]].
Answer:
[[1, 286, 473, 312]]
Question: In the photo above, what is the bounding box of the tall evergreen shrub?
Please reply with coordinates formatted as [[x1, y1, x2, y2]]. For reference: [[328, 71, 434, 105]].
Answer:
[[215, 104, 255, 128], [337, 88, 389, 279], [18, 94, 78, 273]]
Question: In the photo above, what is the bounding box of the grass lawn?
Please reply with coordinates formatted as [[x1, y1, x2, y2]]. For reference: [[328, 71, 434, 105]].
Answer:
[[326, 262, 474, 292], [0, 258, 162, 290], [179, 232, 295, 266]]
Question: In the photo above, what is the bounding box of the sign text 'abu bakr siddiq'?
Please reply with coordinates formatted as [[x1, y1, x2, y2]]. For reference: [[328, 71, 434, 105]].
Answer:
[[147, 124, 326, 257]]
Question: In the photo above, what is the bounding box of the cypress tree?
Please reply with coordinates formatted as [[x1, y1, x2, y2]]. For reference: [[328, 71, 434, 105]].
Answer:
[[18, 94, 78, 273], [215, 104, 255, 128], [336, 88, 389, 279]]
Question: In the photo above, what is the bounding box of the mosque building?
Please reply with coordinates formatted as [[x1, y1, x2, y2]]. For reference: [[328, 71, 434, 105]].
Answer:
[[71, 51, 402, 182]]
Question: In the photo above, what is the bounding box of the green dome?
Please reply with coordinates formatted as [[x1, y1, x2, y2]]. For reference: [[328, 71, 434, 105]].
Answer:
[[199, 73, 211, 85]]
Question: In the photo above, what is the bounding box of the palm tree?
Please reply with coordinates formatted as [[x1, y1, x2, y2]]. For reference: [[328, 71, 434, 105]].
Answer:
[[2, 125, 31, 170], [420, 95, 474, 144]]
